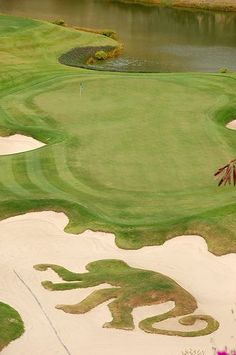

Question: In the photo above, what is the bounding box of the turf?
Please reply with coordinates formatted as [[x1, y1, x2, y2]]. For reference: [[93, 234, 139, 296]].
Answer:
[[34, 260, 219, 336], [0, 302, 24, 351], [1, 14, 236, 254]]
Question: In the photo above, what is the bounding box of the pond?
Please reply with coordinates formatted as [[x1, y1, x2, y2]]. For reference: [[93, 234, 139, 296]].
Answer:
[[1, 0, 236, 72]]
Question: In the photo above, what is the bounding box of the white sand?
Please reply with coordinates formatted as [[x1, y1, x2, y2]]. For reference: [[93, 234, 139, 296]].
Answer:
[[0, 211, 236, 355], [226, 120, 236, 130], [0, 134, 45, 155], [0, 133, 235, 354]]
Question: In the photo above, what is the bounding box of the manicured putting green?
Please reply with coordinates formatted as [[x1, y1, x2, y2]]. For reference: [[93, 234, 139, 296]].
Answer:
[[1, 15, 236, 254], [34, 76, 234, 193]]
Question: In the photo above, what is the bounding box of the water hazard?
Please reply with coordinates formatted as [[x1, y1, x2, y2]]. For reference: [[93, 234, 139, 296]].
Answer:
[[1, 0, 236, 72]]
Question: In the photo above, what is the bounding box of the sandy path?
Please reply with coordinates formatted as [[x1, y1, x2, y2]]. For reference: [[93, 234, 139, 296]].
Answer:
[[0, 134, 45, 155], [0, 211, 236, 355]]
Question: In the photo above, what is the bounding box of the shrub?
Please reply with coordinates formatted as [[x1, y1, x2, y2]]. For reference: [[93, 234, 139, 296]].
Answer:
[[52, 19, 65, 26], [161, 0, 173, 6], [86, 57, 96, 65], [219, 67, 229, 73], [101, 30, 117, 40], [95, 50, 108, 60]]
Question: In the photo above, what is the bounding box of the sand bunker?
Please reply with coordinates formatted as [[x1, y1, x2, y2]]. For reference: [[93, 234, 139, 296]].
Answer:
[[1, 211, 236, 355], [0, 134, 45, 155], [226, 120, 236, 130]]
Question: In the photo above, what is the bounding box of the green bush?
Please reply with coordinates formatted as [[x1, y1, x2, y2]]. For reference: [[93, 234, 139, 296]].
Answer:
[[219, 67, 229, 73], [52, 19, 65, 26], [95, 50, 108, 60], [101, 30, 117, 40]]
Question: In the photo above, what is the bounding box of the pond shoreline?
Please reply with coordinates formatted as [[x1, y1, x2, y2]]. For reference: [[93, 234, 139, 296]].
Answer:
[[113, 0, 236, 12]]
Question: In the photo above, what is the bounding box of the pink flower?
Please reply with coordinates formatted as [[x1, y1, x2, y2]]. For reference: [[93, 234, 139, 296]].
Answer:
[[217, 352, 229, 355]]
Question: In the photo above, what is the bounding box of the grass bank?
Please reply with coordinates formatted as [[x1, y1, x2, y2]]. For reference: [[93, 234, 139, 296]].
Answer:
[[1, 15, 236, 254], [111, 0, 236, 12]]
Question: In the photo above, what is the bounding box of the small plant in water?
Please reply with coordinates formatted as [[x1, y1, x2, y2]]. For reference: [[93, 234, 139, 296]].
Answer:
[[95, 50, 108, 60]]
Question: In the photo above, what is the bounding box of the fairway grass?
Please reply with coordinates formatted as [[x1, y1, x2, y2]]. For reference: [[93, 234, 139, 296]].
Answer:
[[1, 15, 236, 254]]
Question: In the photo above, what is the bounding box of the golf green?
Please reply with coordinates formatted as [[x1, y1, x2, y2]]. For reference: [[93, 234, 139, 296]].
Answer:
[[1, 15, 236, 254]]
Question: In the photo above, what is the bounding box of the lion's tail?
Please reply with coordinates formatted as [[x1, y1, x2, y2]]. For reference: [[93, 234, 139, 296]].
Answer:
[[139, 313, 219, 337]]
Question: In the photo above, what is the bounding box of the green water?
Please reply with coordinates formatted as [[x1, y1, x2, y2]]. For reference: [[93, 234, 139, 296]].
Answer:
[[0, 0, 236, 72]]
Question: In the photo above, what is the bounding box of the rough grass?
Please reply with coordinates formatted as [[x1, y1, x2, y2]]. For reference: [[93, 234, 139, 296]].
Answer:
[[34, 260, 219, 336], [0, 302, 24, 351], [1, 14, 236, 254]]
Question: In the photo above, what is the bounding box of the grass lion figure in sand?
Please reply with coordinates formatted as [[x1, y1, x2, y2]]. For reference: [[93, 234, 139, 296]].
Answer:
[[34, 259, 219, 337]]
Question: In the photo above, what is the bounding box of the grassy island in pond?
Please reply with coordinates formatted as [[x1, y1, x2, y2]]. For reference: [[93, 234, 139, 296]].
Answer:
[[1, 15, 236, 255]]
